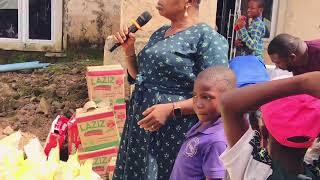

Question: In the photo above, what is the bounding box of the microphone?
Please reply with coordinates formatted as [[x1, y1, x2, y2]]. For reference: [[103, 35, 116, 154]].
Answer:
[[109, 11, 152, 52]]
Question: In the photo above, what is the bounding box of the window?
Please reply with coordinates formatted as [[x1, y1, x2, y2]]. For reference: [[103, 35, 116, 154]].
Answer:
[[0, 0, 19, 39], [29, 0, 52, 40], [0, 0, 62, 52]]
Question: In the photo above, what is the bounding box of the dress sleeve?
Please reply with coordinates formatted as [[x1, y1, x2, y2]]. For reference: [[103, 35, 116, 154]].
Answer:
[[202, 141, 227, 179], [195, 29, 229, 74], [219, 128, 273, 180]]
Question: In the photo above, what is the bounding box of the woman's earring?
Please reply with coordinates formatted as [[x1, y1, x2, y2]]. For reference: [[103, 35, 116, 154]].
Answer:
[[184, 5, 190, 17]]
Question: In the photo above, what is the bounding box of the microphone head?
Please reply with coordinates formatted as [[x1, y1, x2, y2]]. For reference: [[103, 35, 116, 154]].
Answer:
[[136, 11, 152, 27]]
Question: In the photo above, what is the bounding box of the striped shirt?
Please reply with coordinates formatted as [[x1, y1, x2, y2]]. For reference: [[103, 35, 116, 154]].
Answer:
[[238, 16, 266, 60]]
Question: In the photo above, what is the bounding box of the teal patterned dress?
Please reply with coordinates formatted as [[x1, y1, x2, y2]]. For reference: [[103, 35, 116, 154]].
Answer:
[[113, 23, 228, 180]]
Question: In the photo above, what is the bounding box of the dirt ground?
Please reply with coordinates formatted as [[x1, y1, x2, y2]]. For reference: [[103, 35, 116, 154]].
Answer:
[[0, 49, 121, 145]]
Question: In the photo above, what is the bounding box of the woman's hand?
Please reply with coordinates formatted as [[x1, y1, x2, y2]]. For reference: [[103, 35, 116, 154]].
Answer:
[[113, 25, 136, 55], [138, 103, 174, 132]]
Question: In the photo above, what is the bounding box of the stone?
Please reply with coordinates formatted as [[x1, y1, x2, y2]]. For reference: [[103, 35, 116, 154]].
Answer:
[[55, 88, 69, 98], [12, 124, 20, 131], [52, 101, 64, 109], [44, 84, 57, 92], [38, 97, 51, 115], [71, 68, 82, 74], [0, 112, 7, 117], [30, 96, 38, 102], [0, 82, 18, 97], [3, 126, 14, 135], [11, 83, 18, 90]]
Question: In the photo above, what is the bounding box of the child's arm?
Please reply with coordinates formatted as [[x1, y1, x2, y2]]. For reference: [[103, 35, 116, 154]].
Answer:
[[219, 72, 320, 147], [238, 20, 265, 52]]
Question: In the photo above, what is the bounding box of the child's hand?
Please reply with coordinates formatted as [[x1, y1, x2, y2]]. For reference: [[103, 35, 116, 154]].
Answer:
[[234, 39, 244, 47], [236, 16, 247, 29]]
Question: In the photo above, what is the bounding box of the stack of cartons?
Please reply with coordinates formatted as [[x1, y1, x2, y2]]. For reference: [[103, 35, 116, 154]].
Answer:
[[73, 65, 126, 178], [68, 104, 119, 178]]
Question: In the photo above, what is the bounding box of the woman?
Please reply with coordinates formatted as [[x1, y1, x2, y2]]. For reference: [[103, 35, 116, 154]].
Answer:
[[113, 0, 228, 179]]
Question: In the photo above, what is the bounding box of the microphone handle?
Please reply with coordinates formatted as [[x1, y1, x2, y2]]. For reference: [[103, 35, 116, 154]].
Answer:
[[109, 25, 138, 52]]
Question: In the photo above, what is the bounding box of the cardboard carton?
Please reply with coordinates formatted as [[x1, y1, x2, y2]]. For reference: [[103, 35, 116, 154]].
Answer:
[[107, 156, 117, 180], [78, 147, 118, 178], [75, 105, 120, 152], [113, 104, 126, 136], [86, 65, 125, 107]]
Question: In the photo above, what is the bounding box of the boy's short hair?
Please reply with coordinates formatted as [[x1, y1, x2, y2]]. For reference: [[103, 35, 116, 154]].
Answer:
[[196, 66, 236, 93], [249, 0, 265, 8], [268, 34, 300, 58]]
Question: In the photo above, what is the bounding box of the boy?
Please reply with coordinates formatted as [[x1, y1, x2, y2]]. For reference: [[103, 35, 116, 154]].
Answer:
[[170, 66, 236, 180], [268, 33, 320, 75], [219, 71, 320, 179], [235, 0, 266, 61]]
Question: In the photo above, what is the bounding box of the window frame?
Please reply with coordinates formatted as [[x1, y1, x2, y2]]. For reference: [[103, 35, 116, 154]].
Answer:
[[0, 0, 62, 51], [262, 0, 279, 41]]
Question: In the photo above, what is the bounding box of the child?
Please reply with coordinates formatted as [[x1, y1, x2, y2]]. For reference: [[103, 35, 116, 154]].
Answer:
[[235, 0, 266, 61], [170, 66, 236, 180], [219, 71, 320, 179]]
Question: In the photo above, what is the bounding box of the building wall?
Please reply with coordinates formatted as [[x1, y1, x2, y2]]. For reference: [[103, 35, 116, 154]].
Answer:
[[65, 0, 121, 48], [264, 0, 320, 64], [280, 0, 320, 40]]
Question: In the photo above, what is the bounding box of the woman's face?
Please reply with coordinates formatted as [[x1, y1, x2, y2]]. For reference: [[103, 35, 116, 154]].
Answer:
[[156, 0, 186, 19]]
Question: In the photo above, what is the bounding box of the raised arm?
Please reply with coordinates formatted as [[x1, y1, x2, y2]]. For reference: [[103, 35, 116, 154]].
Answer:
[[113, 25, 138, 79]]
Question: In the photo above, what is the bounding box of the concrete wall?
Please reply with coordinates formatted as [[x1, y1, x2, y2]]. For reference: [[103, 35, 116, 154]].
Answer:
[[65, 0, 121, 48], [279, 0, 320, 40], [263, 0, 320, 64]]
